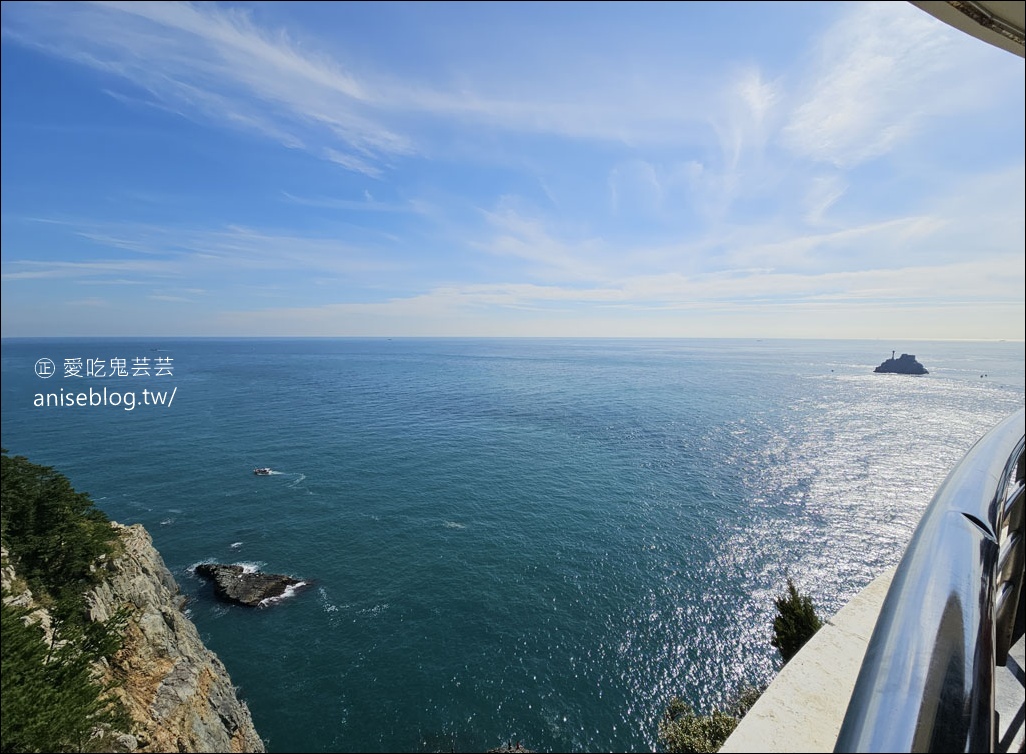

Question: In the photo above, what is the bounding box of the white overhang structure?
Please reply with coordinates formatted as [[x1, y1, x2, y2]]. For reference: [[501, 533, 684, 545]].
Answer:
[[910, 1, 1025, 58]]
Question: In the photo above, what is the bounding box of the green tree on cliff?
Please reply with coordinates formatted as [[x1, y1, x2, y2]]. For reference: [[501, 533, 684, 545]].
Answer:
[[770, 577, 822, 663]]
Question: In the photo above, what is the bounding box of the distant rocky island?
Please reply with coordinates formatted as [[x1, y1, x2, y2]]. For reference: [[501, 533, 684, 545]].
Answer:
[[874, 351, 928, 375]]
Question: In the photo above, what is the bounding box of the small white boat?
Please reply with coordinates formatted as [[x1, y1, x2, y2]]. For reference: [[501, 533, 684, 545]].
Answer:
[[253, 467, 273, 476]]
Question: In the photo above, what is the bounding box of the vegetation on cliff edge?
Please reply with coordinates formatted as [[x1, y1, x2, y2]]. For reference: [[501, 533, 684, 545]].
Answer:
[[1, 449, 129, 753], [657, 578, 822, 752], [657, 685, 764, 753], [771, 577, 823, 664]]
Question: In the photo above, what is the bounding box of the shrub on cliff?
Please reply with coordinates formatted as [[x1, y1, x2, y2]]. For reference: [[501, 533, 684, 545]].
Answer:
[[770, 578, 822, 663], [657, 685, 764, 753], [658, 698, 737, 753]]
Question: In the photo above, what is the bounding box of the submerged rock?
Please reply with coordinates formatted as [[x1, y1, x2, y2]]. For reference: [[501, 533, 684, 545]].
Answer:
[[194, 563, 306, 607], [874, 352, 928, 375]]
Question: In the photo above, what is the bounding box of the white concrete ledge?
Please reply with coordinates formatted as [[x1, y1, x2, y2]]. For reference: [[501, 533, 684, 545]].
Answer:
[[720, 568, 896, 753]]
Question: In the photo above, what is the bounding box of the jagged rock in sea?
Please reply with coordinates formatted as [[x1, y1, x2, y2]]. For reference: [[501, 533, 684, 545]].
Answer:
[[873, 352, 928, 375], [86, 523, 266, 753], [194, 563, 306, 607]]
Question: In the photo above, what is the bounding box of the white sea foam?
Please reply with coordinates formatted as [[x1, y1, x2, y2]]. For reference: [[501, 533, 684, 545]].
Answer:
[[319, 586, 342, 612], [230, 541, 243, 549], [190, 559, 265, 575], [259, 581, 308, 607]]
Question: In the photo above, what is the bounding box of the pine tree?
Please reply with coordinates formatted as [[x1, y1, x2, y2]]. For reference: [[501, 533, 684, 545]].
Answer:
[[770, 578, 822, 663]]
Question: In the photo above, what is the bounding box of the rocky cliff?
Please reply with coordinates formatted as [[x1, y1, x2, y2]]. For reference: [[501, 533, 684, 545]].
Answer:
[[90, 523, 266, 753], [3, 522, 265, 753]]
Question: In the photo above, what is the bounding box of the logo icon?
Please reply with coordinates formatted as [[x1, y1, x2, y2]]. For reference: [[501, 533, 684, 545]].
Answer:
[[34, 358, 56, 379]]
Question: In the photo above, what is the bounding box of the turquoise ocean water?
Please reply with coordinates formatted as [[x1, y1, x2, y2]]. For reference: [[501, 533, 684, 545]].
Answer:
[[1, 338, 1023, 752]]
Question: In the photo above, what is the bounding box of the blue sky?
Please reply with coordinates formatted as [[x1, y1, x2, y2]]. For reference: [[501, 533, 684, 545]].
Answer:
[[2, 1, 1023, 339]]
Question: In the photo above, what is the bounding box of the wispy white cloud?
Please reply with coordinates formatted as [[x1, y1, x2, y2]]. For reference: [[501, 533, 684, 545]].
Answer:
[[475, 158, 1025, 284], [209, 249, 1023, 339], [1, 259, 180, 281], [608, 161, 663, 217], [2, 1, 411, 171], [3, 1, 1016, 172], [780, 1, 1004, 167], [476, 201, 608, 282], [1, 220, 400, 281], [213, 250, 1022, 327], [0, 0, 728, 174], [718, 66, 780, 173], [322, 148, 384, 179], [148, 293, 195, 303], [280, 191, 412, 212], [802, 175, 849, 226], [678, 64, 785, 223], [66, 297, 113, 307]]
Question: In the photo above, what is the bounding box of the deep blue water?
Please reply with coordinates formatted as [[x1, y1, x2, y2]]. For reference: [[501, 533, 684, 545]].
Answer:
[[2, 338, 1023, 753]]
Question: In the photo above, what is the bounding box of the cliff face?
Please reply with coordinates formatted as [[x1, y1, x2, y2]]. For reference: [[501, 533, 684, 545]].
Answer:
[[87, 523, 266, 753]]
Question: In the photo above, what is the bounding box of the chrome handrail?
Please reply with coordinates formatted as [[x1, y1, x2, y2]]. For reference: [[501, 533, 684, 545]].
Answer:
[[835, 408, 1026, 753]]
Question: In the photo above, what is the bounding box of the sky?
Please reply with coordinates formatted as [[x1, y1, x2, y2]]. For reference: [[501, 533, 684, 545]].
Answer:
[[1, 1, 1023, 339]]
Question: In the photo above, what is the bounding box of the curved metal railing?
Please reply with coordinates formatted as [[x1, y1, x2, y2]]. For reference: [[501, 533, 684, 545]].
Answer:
[[835, 407, 1025, 753]]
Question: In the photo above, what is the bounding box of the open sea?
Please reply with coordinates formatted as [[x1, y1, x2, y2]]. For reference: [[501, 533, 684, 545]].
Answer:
[[1, 337, 1023, 753]]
